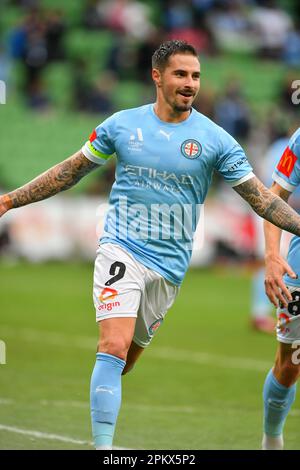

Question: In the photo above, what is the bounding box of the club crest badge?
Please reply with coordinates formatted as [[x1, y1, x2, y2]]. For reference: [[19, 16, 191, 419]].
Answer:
[[181, 139, 202, 160]]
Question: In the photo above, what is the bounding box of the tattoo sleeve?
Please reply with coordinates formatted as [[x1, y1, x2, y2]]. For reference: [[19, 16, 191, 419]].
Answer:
[[8, 151, 99, 209], [233, 176, 300, 237]]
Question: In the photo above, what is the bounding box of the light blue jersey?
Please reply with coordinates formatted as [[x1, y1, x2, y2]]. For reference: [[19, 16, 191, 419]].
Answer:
[[263, 138, 290, 187], [272, 128, 300, 287], [82, 104, 253, 285]]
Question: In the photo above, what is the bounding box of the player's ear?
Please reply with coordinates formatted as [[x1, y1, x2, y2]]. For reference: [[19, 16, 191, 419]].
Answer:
[[152, 68, 162, 87]]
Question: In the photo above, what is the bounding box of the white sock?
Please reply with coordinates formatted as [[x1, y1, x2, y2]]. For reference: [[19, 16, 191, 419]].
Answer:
[[96, 445, 113, 450], [262, 433, 284, 450]]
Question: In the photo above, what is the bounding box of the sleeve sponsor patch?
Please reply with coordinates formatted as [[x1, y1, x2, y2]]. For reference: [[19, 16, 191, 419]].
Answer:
[[277, 146, 297, 178], [89, 129, 97, 143]]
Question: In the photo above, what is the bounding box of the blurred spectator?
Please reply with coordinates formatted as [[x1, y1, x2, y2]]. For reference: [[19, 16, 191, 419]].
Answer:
[[9, 0, 39, 8], [0, 44, 11, 84], [0, 224, 11, 256], [163, 0, 194, 31], [9, 18, 27, 60], [251, 0, 292, 59], [7, 6, 68, 109], [45, 10, 66, 62], [282, 20, 300, 68], [27, 77, 50, 110], [192, 0, 215, 17], [97, 0, 154, 40], [167, 24, 213, 55], [89, 72, 115, 114], [193, 87, 216, 120], [82, 0, 104, 29], [106, 35, 140, 81], [266, 106, 293, 143], [207, 0, 253, 52], [135, 31, 163, 83], [163, 0, 215, 54], [276, 72, 300, 118], [71, 58, 115, 114], [215, 79, 251, 140], [20, 9, 50, 110], [71, 58, 91, 111]]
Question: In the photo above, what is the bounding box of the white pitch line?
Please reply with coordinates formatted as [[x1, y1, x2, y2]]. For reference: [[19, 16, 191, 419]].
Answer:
[[0, 399, 14, 405], [1, 325, 273, 373], [0, 424, 130, 449], [149, 348, 272, 372], [0, 398, 196, 414], [0, 325, 93, 350], [1, 397, 300, 418], [0, 424, 91, 446], [41, 400, 198, 414]]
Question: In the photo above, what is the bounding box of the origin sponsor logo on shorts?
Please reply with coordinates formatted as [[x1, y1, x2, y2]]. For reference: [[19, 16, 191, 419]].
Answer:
[[99, 287, 118, 303], [98, 287, 121, 312], [98, 301, 120, 312]]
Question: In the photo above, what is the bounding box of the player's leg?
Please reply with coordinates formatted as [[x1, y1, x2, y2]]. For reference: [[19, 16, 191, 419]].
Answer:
[[90, 243, 143, 450], [262, 343, 300, 450], [273, 342, 300, 387], [91, 317, 136, 449], [123, 267, 180, 375], [122, 340, 145, 375], [262, 287, 300, 450]]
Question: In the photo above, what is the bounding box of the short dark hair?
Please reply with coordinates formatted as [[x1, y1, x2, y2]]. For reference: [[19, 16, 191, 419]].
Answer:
[[152, 40, 199, 71]]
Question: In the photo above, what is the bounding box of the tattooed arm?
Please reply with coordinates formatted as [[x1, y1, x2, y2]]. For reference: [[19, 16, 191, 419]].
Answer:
[[234, 176, 298, 307], [0, 151, 98, 217], [263, 182, 297, 307], [233, 176, 300, 237]]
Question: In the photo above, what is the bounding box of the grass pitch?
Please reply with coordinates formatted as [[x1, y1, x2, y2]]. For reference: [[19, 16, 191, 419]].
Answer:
[[0, 262, 299, 450]]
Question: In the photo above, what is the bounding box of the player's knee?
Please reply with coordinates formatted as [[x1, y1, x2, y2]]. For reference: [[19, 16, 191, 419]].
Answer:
[[275, 357, 300, 387], [97, 337, 130, 361], [283, 364, 300, 386]]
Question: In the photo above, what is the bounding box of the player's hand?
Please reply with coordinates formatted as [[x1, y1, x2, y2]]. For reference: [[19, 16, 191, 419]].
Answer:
[[0, 195, 12, 218], [265, 254, 297, 308]]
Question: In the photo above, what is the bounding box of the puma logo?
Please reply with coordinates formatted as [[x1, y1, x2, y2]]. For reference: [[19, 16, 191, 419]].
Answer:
[[159, 130, 174, 141]]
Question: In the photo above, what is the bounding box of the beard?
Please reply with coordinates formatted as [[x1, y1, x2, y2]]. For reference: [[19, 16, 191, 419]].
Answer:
[[172, 102, 192, 112], [160, 84, 196, 114], [171, 92, 195, 113]]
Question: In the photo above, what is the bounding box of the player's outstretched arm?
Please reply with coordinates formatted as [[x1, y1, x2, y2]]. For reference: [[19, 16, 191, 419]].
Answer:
[[234, 175, 300, 237], [0, 151, 98, 217], [263, 182, 296, 307]]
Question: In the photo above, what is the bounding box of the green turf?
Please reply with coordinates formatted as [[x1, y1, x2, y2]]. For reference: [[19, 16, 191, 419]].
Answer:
[[0, 262, 299, 450]]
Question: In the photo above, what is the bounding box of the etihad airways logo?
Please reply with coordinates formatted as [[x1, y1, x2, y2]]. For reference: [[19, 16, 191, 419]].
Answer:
[[124, 164, 194, 185]]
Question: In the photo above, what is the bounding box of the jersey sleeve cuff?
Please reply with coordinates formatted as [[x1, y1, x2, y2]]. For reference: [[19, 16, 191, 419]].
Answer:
[[82, 142, 113, 165], [229, 171, 255, 188], [272, 172, 296, 192]]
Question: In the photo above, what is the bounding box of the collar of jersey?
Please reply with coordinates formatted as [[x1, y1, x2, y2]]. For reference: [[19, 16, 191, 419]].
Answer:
[[150, 103, 195, 127]]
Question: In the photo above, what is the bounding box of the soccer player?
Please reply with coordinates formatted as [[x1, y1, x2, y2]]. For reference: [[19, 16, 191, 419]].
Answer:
[[250, 130, 300, 334], [0, 40, 300, 450], [262, 127, 300, 450]]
